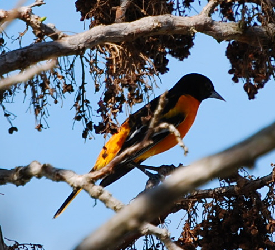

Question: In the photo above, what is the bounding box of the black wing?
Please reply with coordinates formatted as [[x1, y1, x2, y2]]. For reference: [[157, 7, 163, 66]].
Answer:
[[99, 97, 185, 187], [120, 112, 185, 164]]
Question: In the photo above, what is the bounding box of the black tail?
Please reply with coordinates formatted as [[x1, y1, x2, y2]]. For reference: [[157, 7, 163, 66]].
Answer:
[[53, 188, 81, 219], [99, 164, 134, 187]]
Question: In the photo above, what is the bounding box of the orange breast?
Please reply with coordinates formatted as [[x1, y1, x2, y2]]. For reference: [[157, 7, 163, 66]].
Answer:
[[134, 95, 200, 162]]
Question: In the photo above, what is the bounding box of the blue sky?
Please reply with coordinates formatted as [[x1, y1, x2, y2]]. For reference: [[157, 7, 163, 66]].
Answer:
[[1, 1, 275, 249]]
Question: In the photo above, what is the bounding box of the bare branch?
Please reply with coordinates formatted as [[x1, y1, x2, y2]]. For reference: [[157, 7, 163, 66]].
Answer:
[[144, 91, 168, 142], [140, 224, 182, 250], [0, 14, 273, 75], [0, 0, 27, 32], [0, 0, 66, 40], [74, 121, 275, 250], [186, 170, 275, 200], [0, 160, 125, 213], [0, 160, 179, 247], [199, 0, 219, 17], [0, 59, 56, 90], [0, 160, 77, 186], [115, 0, 131, 23]]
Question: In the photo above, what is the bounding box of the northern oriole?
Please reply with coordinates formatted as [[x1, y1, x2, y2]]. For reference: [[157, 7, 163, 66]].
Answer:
[[53, 73, 224, 218]]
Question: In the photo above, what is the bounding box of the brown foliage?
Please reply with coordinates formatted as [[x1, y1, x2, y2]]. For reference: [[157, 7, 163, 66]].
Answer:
[[1, 0, 275, 135], [175, 170, 275, 250], [222, 0, 275, 99], [74, 0, 194, 136]]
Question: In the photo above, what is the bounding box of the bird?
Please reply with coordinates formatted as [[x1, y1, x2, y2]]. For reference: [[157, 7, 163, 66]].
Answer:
[[53, 73, 224, 218]]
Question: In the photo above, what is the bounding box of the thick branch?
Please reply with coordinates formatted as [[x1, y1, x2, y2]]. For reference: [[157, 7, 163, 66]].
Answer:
[[74, 121, 275, 250], [108, 169, 275, 250], [0, 14, 273, 75]]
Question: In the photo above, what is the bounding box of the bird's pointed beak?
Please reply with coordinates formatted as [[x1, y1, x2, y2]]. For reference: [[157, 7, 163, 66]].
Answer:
[[209, 90, 225, 101]]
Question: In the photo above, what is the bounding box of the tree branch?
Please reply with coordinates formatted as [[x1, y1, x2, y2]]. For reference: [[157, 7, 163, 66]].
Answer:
[[2, 121, 275, 249], [0, 13, 273, 75], [105, 168, 275, 250], [0, 160, 126, 213], [199, 0, 219, 17], [0, 0, 66, 40], [74, 120, 275, 250], [0, 59, 56, 90], [186, 171, 274, 200], [115, 0, 131, 23], [0, 160, 180, 248], [140, 224, 182, 250]]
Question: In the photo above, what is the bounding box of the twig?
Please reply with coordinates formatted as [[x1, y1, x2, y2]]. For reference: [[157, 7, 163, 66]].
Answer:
[[0, 0, 66, 40], [0, 226, 5, 250], [185, 170, 274, 200], [83, 90, 168, 181], [157, 122, 188, 155], [115, 0, 131, 23], [199, 0, 219, 17], [143, 91, 168, 142], [0, 59, 56, 90], [0, 0, 27, 32], [140, 224, 182, 250]]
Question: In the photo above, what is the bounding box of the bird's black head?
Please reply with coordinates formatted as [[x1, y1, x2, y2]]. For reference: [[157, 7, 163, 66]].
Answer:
[[171, 73, 224, 102]]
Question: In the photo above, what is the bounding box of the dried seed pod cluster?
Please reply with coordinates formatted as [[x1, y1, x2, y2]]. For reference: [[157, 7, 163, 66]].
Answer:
[[175, 171, 275, 250], [74, 0, 194, 136], [221, 0, 275, 99]]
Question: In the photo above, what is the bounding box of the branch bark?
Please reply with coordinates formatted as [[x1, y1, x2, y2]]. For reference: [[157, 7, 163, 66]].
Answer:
[[0, 13, 273, 75]]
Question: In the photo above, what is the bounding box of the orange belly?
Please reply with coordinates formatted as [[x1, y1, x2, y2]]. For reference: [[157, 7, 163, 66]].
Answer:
[[135, 95, 200, 162]]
